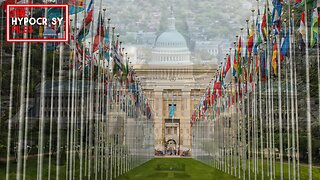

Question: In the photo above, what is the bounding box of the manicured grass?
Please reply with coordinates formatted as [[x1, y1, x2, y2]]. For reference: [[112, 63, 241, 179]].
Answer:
[[2, 156, 319, 179], [116, 158, 237, 180], [201, 157, 320, 180], [0, 157, 68, 180]]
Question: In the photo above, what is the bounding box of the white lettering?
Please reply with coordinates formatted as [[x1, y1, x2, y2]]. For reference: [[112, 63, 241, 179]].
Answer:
[[17, 18, 23, 25], [51, 18, 57, 25], [23, 17, 28, 25], [11, 18, 17, 25], [11, 17, 49, 26], [29, 18, 36, 25], [42, 18, 47, 26], [57, 18, 63, 26]]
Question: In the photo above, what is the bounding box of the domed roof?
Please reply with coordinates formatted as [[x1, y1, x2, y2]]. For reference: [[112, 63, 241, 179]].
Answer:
[[155, 30, 188, 49], [154, 13, 188, 49]]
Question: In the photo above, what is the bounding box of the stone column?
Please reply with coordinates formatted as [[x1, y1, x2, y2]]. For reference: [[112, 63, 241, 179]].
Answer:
[[154, 90, 163, 151], [181, 90, 191, 151]]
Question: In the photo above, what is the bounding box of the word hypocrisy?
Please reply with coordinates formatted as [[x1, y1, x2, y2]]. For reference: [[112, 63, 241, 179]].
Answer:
[[6, 4, 69, 42], [11, 17, 64, 26]]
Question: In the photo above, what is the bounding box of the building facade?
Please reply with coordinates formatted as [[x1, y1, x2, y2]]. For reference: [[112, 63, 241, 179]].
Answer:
[[134, 13, 216, 155]]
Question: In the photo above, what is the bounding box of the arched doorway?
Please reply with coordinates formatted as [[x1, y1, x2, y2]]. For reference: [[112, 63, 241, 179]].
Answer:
[[165, 139, 177, 155]]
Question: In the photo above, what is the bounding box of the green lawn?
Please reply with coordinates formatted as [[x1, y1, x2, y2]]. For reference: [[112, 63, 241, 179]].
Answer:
[[116, 158, 237, 180], [2, 157, 319, 179]]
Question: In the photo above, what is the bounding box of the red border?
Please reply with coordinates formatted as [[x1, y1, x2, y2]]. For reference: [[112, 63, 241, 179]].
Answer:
[[6, 4, 69, 42]]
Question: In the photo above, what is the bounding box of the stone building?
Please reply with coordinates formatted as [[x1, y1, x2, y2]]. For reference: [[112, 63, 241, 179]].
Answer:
[[134, 12, 216, 155]]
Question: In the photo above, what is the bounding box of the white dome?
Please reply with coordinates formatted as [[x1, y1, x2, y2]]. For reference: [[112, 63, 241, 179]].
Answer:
[[155, 31, 188, 49], [149, 14, 192, 65]]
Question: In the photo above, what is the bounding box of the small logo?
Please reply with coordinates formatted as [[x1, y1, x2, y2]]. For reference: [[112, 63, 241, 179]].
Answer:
[[6, 4, 69, 42]]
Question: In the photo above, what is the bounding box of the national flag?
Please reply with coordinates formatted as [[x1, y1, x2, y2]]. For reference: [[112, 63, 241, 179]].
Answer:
[[225, 54, 231, 73], [104, 21, 111, 61], [261, 6, 268, 41], [254, 9, 262, 54], [77, 9, 93, 42], [280, 30, 290, 58], [113, 52, 123, 76], [233, 49, 238, 77], [261, 51, 267, 81], [92, 11, 104, 53], [247, 22, 254, 58], [272, 0, 282, 35], [69, 0, 84, 15], [214, 81, 222, 97], [272, 41, 278, 76], [87, 0, 93, 12], [169, 99, 176, 119], [237, 36, 242, 62], [299, 11, 306, 44], [238, 57, 243, 76], [310, 8, 318, 48]]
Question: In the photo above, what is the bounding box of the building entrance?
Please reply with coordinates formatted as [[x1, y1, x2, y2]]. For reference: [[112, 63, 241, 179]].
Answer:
[[164, 119, 180, 155]]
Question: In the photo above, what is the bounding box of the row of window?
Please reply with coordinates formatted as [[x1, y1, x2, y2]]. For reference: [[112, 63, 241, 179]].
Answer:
[[157, 42, 185, 47], [159, 56, 188, 62]]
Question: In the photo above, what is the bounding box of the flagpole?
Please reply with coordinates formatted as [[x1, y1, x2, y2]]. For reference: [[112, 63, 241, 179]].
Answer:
[[47, 33, 56, 180], [304, 1, 313, 179], [0, 0, 3, 126], [245, 17, 251, 180], [79, 0, 88, 178], [268, 34, 273, 180], [292, 8, 301, 180], [251, 7, 258, 178], [316, 6, 320, 127], [94, 8, 103, 180], [271, 36, 276, 179], [288, 8, 296, 180], [69, 1, 80, 177], [36, 1, 48, 178], [234, 40, 241, 179], [284, 18, 292, 180]]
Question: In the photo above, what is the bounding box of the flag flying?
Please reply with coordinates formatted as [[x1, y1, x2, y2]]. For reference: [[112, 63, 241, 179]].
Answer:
[[310, 8, 318, 48], [93, 11, 104, 53], [272, 0, 282, 35], [169, 99, 175, 119], [280, 30, 290, 58], [247, 22, 254, 58], [104, 21, 111, 61], [254, 9, 262, 54], [237, 36, 242, 62], [235, 36, 242, 75], [272, 41, 278, 76], [261, 6, 268, 41], [87, 0, 93, 12], [225, 55, 231, 74], [261, 51, 267, 81], [299, 11, 306, 44], [69, 0, 85, 15], [77, 9, 93, 42], [233, 49, 238, 77]]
